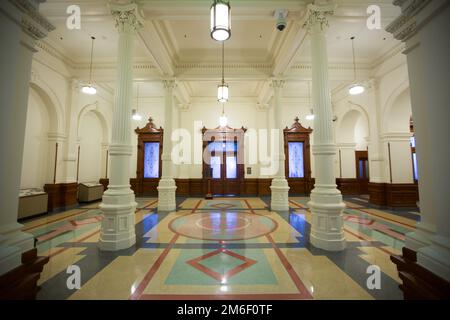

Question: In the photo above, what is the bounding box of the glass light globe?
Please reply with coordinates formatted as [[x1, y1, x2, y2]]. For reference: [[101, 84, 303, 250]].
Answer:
[[219, 114, 228, 127], [81, 85, 97, 95], [349, 84, 365, 95], [217, 84, 229, 103]]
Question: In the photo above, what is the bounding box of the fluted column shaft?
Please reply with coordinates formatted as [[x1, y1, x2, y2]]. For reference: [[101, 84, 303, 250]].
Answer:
[[305, 4, 346, 251], [272, 80, 285, 178], [161, 80, 176, 178], [270, 79, 290, 211], [157, 80, 177, 211], [98, 3, 143, 251]]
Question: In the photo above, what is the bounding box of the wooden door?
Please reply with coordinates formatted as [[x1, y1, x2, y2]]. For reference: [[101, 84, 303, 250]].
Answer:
[[355, 151, 369, 194], [205, 141, 239, 196]]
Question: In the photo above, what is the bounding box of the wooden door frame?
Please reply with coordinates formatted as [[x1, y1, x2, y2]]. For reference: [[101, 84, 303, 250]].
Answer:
[[284, 117, 313, 194], [202, 125, 246, 196], [355, 150, 369, 194], [135, 117, 163, 195]]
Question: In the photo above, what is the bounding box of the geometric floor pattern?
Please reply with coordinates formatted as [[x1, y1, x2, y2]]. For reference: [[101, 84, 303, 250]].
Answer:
[[21, 196, 419, 300]]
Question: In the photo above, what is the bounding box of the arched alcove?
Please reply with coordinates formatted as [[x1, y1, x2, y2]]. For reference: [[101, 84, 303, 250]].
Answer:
[[338, 108, 369, 149], [78, 110, 105, 183], [384, 88, 412, 133], [20, 86, 53, 189]]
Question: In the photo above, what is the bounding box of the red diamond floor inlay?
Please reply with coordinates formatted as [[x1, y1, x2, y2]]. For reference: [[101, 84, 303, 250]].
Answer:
[[186, 249, 257, 282]]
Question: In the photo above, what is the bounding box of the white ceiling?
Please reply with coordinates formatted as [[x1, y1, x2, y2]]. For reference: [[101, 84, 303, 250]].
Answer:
[[39, 0, 401, 100]]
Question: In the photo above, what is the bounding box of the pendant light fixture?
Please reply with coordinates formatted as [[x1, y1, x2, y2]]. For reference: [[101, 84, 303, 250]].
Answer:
[[305, 81, 315, 120], [210, 0, 231, 42], [219, 103, 228, 127], [132, 83, 142, 121], [81, 36, 97, 95], [348, 36, 365, 95], [217, 42, 229, 103]]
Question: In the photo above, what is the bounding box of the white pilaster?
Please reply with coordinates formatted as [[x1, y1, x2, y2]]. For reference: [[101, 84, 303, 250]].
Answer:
[[269, 79, 290, 211], [46, 132, 67, 183], [98, 3, 143, 251], [158, 80, 177, 211], [336, 143, 356, 178], [304, 3, 346, 252], [0, 0, 54, 275], [387, 0, 450, 280], [61, 79, 81, 183], [365, 79, 385, 183], [380, 132, 414, 184]]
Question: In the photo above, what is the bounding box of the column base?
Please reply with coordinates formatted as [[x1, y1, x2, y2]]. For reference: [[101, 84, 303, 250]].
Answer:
[[0, 222, 35, 276], [270, 178, 290, 211], [98, 188, 137, 251], [417, 235, 450, 282], [308, 186, 346, 252], [157, 178, 177, 212]]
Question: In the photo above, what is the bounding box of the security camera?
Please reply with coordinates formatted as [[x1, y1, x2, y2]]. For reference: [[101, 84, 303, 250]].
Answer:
[[277, 19, 287, 31], [274, 9, 288, 32]]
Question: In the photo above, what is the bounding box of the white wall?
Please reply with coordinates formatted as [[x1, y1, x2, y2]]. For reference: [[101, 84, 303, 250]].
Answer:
[[78, 111, 103, 183], [20, 88, 50, 189]]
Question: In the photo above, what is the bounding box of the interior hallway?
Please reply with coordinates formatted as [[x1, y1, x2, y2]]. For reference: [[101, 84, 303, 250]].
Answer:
[[25, 196, 419, 300]]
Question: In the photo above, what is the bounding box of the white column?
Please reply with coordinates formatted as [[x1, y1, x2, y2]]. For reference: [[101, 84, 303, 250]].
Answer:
[[177, 103, 190, 179], [270, 79, 290, 211], [387, 0, 450, 280], [157, 80, 177, 211], [0, 0, 53, 275], [98, 3, 143, 251], [304, 4, 346, 251]]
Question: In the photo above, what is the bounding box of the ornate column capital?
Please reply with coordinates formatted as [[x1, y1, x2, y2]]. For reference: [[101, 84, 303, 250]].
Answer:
[[178, 103, 190, 111], [163, 79, 177, 90], [303, 3, 336, 33], [270, 78, 285, 90], [110, 2, 144, 34]]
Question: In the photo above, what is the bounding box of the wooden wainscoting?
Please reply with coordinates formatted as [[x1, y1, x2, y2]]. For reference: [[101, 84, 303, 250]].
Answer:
[[243, 179, 258, 195], [0, 248, 49, 300], [43, 182, 78, 212], [175, 179, 190, 196], [336, 178, 361, 195], [287, 178, 315, 195], [368, 182, 387, 206], [391, 247, 450, 299], [189, 179, 204, 196], [368, 182, 418, 208], [385, 183, 419, 207], [257, 179, 272, 196]]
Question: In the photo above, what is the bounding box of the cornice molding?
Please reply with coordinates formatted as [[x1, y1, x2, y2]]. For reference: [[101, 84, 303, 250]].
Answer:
[[176, 62, 272, 70], [386, 0, 432, 42], [36, 40, 77, 69], [13, 0, 55, 40]]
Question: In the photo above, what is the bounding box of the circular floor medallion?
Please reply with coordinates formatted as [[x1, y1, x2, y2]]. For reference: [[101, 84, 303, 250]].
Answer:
[[169, 212, 277, 241]]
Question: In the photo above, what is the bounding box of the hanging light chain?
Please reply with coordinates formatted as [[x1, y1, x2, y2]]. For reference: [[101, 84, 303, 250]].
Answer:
[[136, 82, 139, 112], [351, 36, 357, 82], [222, 41, 225, 84], [88, 36, 95, 86]]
